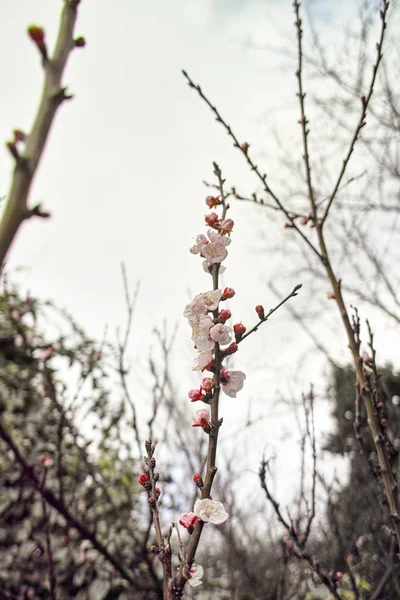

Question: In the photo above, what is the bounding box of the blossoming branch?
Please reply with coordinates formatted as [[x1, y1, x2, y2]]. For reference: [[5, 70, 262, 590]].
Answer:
[[137, 163, 301, 597]]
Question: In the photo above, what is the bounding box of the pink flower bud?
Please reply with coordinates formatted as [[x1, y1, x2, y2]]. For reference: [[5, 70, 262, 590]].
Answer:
[[219, 218, 234, 235], [188, 388, 205, 402], [222, 287, 235, 300], [138, 473, 149, 485], [156, 487, 161, 496], [206, 195, 220, 208], [240, 142, 249, 153], [205, 212, 219, 227], [201, 377, 214, 392], [300, 216, 309, 225], [193, 473, 204, 488], [192, 409, 213, 431], [179, 512, 199, 533], [218, 309, 231, 323], [381, 418, 387, 427], [148, 497, 156, 505]]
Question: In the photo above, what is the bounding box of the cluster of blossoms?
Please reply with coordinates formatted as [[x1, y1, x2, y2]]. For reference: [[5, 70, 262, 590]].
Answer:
[[178, 498, 228, 587], [184, 195, 247, 432]]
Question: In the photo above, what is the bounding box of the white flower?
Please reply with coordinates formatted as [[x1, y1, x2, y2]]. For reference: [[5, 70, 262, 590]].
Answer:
[[202, 239, 228, 265], [209, 323, 233, 346], [190, 234, 208, 255], [207, 229, 231, 246], [192, 350, 213, 371], [184, 290, 222, 322], [193, 498, 228, 524], [191, 315, 214, 351], [188, 563, 204, 587], [221, 370, 246, 398]]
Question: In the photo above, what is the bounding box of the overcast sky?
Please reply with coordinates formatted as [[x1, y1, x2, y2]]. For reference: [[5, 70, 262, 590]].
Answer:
[[1, 0, 395, 500]]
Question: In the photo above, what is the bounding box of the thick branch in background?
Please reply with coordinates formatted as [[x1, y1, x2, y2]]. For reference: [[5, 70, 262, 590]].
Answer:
[[0, 0, 82, 267]]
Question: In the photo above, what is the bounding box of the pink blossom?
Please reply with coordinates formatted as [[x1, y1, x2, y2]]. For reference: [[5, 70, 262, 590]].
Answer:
[[209, 323, 233, 346], [193, 498, 228, 524], [184, 290, 222, 321], [202, 239, 228, 265], [192, 350, 214, 371], [221, 369, 246, 398], [207, 229, 231, 247], [179, 512, 199, 530], [201, 377, 214, 392], [192, 409, 212, 430], [205, 212, 219, 227], [190, 234, 208, 255], [219, 218, 234, 235], [188, 388, 204, 402], [206, 195, 220, 208], [188, 563, 204, 587]]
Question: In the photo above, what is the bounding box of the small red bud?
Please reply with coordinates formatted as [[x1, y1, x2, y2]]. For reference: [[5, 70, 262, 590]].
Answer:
[[377, 401, 384, 409], [381, 418, 387, 427], [156, 487, 161, 496], [255, 305, 265, 319], [193, 473, 204, 488], [218, 309, 231, 323], [138, 473, 149, 485], [148, 497, 156, 505], [240, 142, 249, 153], [233, 323, 246, 335], [224, 342, 238, 355], [221, 287, 235, 300], [27, 25, 45, 45]]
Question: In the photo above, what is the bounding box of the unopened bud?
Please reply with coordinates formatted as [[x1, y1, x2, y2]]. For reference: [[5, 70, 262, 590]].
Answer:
[[255, 305, 265, 319], [224, 342, 238, 356], [193, 473, 204, 488], [138, 473, 149, 485], [218, 309, 231, 323], [222, 287, 235, 300]]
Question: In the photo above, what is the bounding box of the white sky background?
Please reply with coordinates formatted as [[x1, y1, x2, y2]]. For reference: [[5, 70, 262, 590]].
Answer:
[[1, 0, 397, 504]]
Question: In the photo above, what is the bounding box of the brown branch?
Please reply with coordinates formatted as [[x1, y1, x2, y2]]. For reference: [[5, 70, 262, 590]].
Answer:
[[238, 283, 302, 345], [182, 70, 322, 261], [0, 418, 146, 590], [174, 162, 229, 596], [321, 0, 390, 225], [0, 0, 81, 266]]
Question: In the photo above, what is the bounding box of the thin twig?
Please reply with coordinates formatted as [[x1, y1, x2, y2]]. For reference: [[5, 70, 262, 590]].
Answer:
[[182, 70, 322, 260], [321, 0, 390, 225]]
